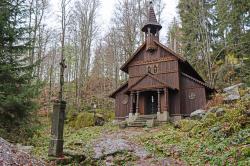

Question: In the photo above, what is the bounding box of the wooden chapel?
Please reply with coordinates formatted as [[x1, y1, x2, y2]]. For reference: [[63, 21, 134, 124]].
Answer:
[[110, 2, 213, 122]]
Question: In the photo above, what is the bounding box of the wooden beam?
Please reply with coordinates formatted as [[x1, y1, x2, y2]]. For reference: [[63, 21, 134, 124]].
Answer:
[[130, 92, 134, 113], [136, 91, 139, 113], [164, 88, 169, 112], [157, 89, 161, 113]]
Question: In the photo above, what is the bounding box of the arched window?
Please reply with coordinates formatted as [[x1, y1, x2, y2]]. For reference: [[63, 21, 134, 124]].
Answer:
[[148, 66, 151, 73], [153, 65, 158, 73]]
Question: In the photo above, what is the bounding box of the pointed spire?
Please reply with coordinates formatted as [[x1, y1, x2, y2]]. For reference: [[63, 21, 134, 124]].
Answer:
[[142, 1, 162, 33], [148, 1, 158, 23]]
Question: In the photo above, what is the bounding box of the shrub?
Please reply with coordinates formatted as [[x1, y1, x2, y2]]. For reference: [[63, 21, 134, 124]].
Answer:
[[205, 94, 224, 109], [201, 112, 217, 128]]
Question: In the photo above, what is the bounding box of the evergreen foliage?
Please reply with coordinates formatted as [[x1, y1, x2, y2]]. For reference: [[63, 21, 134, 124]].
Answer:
[[0, 0, 38, 122], [177, 0, 250, 88]]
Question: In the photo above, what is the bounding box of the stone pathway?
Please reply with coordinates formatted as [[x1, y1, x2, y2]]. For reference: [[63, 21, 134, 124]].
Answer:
[[91, 128, 185, 166]]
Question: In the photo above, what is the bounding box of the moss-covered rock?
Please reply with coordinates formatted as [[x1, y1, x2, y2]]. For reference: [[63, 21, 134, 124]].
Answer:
[[74, 112, 95, 129]]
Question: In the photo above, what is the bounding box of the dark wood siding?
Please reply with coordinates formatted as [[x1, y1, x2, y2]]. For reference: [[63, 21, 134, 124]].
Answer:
[[128, 60, 179, 89], [114, 86, 130, 118], [130, 75, 165, 91], [180, 75, 206, 115], [169, 90, 181, 115]]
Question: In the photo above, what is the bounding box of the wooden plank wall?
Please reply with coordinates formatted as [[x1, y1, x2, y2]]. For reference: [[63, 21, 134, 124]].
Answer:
[[128, 60, 179, 89], [115, 86, 130, 118], [180, 75, 206, 115], [169, 90, 181, 115]]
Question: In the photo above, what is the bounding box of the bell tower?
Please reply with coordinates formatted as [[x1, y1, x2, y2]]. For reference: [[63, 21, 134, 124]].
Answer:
[[142, 1, 162, 52]]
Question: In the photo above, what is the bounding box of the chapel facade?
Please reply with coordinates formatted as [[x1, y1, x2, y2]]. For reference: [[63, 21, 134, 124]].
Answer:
[[110, 2, 213, 122]]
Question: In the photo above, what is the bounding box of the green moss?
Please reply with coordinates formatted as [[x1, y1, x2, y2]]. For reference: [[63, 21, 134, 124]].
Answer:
[[74, 112, 95, 129], [178, 119, 199, 132], [95, 109, 115, 121]]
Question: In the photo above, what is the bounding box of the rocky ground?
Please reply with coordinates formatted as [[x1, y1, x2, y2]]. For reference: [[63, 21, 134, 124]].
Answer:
[[0, 138, 46, 166], [0, 127, 184, 166], [91, 127, 185, 166]]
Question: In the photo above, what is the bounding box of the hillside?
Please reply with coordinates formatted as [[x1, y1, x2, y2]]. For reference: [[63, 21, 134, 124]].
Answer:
[[1, 86, 249, 165]]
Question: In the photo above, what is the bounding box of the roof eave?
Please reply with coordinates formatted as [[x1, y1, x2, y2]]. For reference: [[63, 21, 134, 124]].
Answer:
[[109, 82, 128, 98], [120, 42, 146, 73], [141, 23, 162, 32]]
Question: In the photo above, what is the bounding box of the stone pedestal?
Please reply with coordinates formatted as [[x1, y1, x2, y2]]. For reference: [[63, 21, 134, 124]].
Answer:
[[157, 111, 169, 122], [48, 100, 66, 157]]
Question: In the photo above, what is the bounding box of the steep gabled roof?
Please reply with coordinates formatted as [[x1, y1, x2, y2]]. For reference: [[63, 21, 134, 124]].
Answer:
[[120, 42, 146, 72], [128, 73, 176, 91], [154, 40, 186, 61], [109, 81, 128, 98], [181, 72, 213, 90]]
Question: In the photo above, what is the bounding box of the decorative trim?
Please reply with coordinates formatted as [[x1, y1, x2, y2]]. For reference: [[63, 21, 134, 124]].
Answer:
[[130, 57, 176, 66], [128, 73, 176, 91], [129, 71, 178, 79]]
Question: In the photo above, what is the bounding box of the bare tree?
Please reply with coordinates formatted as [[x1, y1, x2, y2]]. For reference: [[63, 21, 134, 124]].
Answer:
[[73, 0, 100, 104], [58, 0, 71, 101]]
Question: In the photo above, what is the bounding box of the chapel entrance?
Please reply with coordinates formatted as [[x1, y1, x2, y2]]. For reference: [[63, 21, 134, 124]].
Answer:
[[144, 91, 158, 115]]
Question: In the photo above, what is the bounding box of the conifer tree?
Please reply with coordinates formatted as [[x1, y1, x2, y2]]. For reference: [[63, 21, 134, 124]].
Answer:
[[0, 0, 38, 121]]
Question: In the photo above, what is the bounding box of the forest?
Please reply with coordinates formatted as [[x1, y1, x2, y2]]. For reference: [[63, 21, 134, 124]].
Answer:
[[0, 0, 249, 165]]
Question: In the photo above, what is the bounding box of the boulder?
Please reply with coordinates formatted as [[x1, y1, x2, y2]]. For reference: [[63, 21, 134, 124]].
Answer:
[[207, 107, 218, 113], [242, 93, 250, 101], [16, 144, 33, 154], [95, 113, 105, 126], [118, 121, 127, 129], [63, 149, 85, 163], [215, 108, 225, 117], [190, 109, 206, 120], [223, 83, 243, 101]]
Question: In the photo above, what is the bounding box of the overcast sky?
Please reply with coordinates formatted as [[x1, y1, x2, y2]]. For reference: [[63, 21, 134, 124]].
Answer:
[[46, 0, 179, 38]]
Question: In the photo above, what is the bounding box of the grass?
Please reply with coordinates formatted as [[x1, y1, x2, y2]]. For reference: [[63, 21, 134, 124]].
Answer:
[[29, 116, 118, 161], [136, 99, 250, 165]]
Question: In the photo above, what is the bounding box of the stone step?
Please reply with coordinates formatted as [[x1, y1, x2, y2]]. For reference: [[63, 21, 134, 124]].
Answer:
[[128, 124, 146, 127], [132, 121, 146, 124], [137, 117, 156, 120], [134, 119, 148, 122], [138, 114, 156, 117]]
